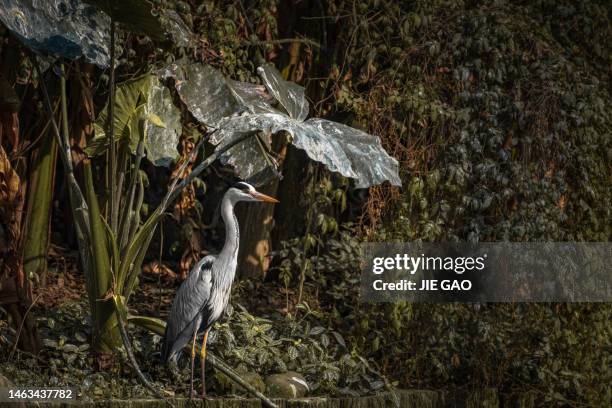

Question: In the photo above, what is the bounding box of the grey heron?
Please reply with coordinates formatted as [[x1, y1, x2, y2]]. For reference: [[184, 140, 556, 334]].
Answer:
[[161, 182, 278, 398]]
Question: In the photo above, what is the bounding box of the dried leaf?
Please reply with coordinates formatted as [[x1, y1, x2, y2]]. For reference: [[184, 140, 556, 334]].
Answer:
[[0, 145, 20, 204], [0, 75, 19, 113]]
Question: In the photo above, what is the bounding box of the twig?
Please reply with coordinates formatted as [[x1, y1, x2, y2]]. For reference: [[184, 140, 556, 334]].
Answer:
[[8, 294, 41, 361], [108, 20, 118, 234], [33, 59, 93, 297], [205, 352, 278, 408], [131, 318, 277, 407], [115, 309, 174, 407], [17, 100, 59, 156], [164, 131, 257, 208]]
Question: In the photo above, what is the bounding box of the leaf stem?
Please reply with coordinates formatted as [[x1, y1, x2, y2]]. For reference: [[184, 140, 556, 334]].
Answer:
[[115, 307, 173, 406], [108, 19, 118, 234], [207, 352, 278, 408]]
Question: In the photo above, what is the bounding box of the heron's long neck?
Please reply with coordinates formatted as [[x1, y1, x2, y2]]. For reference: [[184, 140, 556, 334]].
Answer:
[[218, 195, 240, 283]]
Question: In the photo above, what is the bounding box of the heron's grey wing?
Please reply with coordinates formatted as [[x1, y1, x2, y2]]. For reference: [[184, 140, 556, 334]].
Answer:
[[161, 255, 215, 362]]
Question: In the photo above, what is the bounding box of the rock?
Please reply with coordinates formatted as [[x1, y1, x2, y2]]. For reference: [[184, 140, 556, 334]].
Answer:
[[264, 371, 309, 398], [0, 373, 25, 407], [240, 372, 266, 394], [0, 373, 13, 387], [216, 371, 265, 396]]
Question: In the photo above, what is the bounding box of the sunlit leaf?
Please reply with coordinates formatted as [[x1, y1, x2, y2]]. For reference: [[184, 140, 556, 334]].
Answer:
[[147, 113, 166, 128], [160, 61, 238, 128], [86, 74, 180, 167], [204, 64, 401, 187], [0, 0, 111, 67], [257, 63, 309, 121]]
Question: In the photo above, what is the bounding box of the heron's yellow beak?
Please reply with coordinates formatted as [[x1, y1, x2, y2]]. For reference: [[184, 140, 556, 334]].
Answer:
[[251, 191, 279, 203]]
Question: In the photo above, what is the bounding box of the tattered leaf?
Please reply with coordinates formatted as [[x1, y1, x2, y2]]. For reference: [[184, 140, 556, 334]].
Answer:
[[257, 63, 309, 121], [160, 61, 237, 128]]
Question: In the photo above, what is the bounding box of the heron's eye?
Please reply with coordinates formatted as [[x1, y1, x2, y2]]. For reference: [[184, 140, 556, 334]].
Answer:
[[233, 182, 253, 192]]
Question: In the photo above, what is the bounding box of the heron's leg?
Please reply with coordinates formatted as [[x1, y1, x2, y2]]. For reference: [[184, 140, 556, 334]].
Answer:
[[200, 329, 209, 398], [189, 325, 198, 399]]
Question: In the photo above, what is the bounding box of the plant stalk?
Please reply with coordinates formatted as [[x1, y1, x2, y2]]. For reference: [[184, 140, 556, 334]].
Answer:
[[108, 19, 118, 234], [22, 123, 58, 287], [114, 305, 172, 406], [84, 160, 119, 351]]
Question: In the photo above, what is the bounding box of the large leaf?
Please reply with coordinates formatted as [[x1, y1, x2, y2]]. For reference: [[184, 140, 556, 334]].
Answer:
[[144, 81, 181, 167], [159, 9, 193, 48], [209, 64, 401, 187], [303, 118, 401, 188], [161, 61, 281, 128], [213, 113, 401, 188], [212, 128, 279, 185], [226, 79, 280, 116], [161, 62, 279, 185], [85, 0, 193, 47], [167, 62, 400, 187], [257, 63, 309, 121], [83, 0, 164, 41], [0, 0, 111, 67], [87, 74, 180, 166], [90, 74, 152, 154], [160, 61, 239, 128]]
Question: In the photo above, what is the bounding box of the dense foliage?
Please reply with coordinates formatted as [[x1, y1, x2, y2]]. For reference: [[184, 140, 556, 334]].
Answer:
[[265, 0, 611, 405]]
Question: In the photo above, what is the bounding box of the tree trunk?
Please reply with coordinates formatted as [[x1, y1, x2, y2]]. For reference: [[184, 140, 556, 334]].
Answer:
[[271, 146, 309, 246], [236, 136, 289, 279]]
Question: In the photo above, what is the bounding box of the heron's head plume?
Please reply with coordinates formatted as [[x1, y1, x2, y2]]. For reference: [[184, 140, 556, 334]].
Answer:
[[227, 182, 279, 204]]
